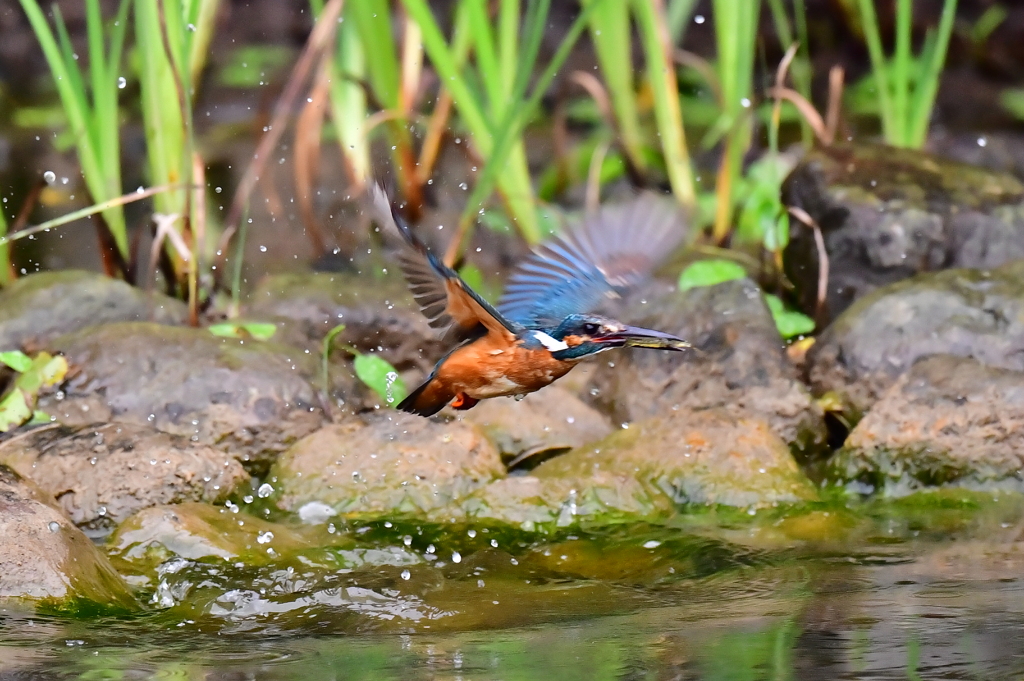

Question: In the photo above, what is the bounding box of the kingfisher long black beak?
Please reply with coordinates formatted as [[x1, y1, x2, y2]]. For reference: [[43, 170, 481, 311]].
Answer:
[[600, 325, 691, 351]]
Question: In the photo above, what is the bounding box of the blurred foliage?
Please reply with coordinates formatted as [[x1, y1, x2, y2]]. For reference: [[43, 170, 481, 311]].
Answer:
[[0, 350, 66, 432], [321, 324, 408, 407]]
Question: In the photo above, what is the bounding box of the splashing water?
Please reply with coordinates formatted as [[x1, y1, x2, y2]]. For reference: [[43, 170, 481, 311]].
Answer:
[[385, 371, 399, 405]]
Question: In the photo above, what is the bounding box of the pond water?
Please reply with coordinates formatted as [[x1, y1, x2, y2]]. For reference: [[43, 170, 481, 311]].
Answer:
[[4, 493, 1024, 680]]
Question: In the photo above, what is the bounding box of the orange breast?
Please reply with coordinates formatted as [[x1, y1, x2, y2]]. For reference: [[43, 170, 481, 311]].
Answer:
[[436, 336, 574, 399]]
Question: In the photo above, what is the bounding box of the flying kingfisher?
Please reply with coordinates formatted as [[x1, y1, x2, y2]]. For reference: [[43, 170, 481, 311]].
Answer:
[[369, 186, 691, 417]]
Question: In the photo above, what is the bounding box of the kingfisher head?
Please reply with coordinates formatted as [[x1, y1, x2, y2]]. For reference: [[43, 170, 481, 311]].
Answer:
[[529, 313, 690, 360]]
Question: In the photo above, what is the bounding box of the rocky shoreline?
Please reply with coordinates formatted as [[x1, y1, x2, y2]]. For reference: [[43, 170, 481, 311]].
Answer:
[[2, 144, 1024, 611]]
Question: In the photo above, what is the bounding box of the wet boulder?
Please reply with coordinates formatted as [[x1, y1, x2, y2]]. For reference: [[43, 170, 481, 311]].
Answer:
[[807, 261, 1024, 414], [463, 410, 819, 527], [36, 322, 324, 471], [828, 356, 1024, 496], [586, 279, 826, 456], [0, 270, 186, 350], [246, 272, 442, 373], [0, 464, 136, 609], [108, 502, 328, 573], [461, 385, 614, 465], [783, 143, 1024, 322], [271, 413, 504, 518], [0, 423, 249, 531]]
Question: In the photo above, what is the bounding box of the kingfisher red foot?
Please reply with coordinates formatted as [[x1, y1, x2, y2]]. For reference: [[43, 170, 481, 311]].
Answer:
[[369, 186, 691, 417]]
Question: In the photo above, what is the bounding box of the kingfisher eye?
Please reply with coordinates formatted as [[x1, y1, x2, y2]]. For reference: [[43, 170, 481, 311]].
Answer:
[[581, 322, 600, 335]]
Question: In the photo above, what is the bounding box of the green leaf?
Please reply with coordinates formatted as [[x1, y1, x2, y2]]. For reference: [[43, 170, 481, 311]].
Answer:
[[678, 259, 747, 291], [208, 322, 277, 340], [0, 388, 32, 433], [353, 353, 408, 406], [0, 351, 34, 373], [765, 294, 816, 339], [29, 410, 53, 425]]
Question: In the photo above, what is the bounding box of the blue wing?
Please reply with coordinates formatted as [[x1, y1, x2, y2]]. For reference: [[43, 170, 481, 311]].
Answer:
[[369, 185, 520, 344], [498, 193, 688, 327]]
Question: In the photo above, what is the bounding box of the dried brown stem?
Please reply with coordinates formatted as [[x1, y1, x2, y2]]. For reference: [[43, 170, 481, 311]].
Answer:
[[787, 205, 829, 321], [215, 0, 345, 277]]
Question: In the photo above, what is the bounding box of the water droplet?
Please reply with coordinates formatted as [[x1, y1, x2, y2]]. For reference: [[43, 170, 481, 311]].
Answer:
[[117, 76, 126, 89], [400, 569, 411, 580], [385, 371, 398, 404], [47, 521, 60, 533], [259, 245, 267, 252], [403, 535, 412, 546], [643, 540, 661, 549], [452, 551, 462, 563], [467, 529, 476, 538], [257, 483, 274, 498], [257, 531, 273, 544], [187, 22, 196, 31], [43, 171, 55, 184]]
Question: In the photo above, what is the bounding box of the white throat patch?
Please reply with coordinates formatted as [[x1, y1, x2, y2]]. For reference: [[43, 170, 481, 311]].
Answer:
[[532, 330, 568, 352]]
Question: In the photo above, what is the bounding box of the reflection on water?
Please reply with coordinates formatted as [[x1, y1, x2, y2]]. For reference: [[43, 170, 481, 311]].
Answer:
[[3, 551, 1024, 680]]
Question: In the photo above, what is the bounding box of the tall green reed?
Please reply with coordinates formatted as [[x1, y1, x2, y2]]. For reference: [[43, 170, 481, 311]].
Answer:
[[135, 0, 219, 287], [402, 0, 547, 249], [18, 0, 131, 261], [710, 0, 760, 243], [857, 0, 958, 148]]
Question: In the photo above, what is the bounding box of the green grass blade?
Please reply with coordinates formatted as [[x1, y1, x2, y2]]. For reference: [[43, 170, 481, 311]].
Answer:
[[466, 0, 502, 112], [856, 0, 895, 144], [401, 0, 492, 147], [460, 0, 599, 241], [908, 0, 957, 147], [497, 0, 519, 99], [327, 2, 371, 185], [584, 0, 646, 171], [634, 0, 695, 207], [667, 0, 698, 44], [893, 0, 912, 145], [349, 0, 401, 108]]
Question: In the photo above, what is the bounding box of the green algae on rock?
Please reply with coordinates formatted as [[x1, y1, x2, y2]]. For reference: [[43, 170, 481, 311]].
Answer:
[[37, 322, 324, 471], [271, 413, 504, 517], [0, 465, 137, 612], [0, 423, 249, 531], [107, 502, 336, 574], [828, 355, 1024, 496], [463, 410, 818, 528], [0, 271, 186, 351]]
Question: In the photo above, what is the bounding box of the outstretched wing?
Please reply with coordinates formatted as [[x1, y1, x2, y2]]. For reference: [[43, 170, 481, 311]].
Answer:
[[498, 193, 688, 327], [368, 185, 520, 344]]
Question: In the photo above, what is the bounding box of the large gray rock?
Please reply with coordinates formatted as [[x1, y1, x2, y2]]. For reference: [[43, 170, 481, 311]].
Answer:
[[808, 261, 1024, 414], [783, 143, 1024, 322], [463, 409, 819, 528], [829, 355, 1024, 496], [37, 322, 324, 471], [586, 279, 826, 457], [271, 413, 505, 517], [0, 465, 136, 609], [0, 270, 185, 350], [461, 385, 613, 464], [0, 423, 249, 530]]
